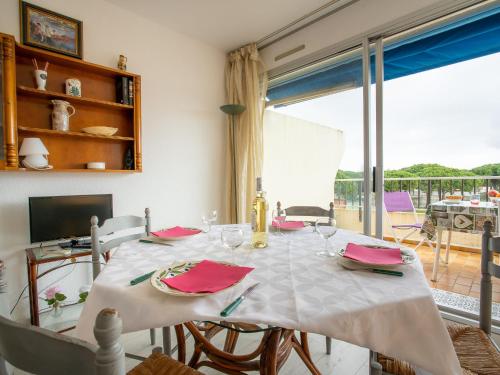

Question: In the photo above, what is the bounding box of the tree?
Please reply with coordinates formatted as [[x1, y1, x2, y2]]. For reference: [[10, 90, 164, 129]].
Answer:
[[472, 164, 500, 176]]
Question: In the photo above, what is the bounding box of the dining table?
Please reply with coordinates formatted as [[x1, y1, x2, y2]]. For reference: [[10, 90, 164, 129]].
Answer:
[[75, 224, 461, 375]]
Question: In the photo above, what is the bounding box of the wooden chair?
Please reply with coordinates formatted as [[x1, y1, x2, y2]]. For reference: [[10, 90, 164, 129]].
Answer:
[[91, 208, 168, 352], [0, 261, 202, 375], [376, 220, 500, 375], [276, 201, 334, 226], [276, 201, 335, 355]]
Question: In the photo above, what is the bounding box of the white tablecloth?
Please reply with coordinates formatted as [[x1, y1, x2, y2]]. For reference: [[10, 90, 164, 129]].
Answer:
[[76, 226, 460, 374]]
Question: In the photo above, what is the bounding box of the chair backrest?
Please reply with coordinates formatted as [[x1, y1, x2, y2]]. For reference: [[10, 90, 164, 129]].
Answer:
[[0, 261, 126, 375], [277, 201, 334, 224], [91, 207, 151, 279], [383, 192, 415, 213], [480, 221, 500, 335]]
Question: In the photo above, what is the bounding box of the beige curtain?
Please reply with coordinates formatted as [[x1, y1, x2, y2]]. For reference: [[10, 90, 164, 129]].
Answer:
[[224, 43, 268, 224]]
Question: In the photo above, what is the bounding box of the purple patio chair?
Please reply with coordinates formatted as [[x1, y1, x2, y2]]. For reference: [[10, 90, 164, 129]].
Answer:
[[384, 192, 433, 250]]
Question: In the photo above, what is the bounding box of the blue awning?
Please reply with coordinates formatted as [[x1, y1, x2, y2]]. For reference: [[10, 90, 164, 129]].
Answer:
[[267, 6, 500, 104]]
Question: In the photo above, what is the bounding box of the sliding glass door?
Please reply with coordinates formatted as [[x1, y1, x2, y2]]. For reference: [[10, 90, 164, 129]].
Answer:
[[264, 45, 376, 235]]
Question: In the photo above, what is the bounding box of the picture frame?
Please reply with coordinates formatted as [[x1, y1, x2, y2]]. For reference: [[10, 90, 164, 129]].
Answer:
[[20, 1, 83, 59]]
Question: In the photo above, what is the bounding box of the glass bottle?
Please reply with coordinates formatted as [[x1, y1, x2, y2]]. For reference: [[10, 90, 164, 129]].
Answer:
[[251, 177, 268, 248]]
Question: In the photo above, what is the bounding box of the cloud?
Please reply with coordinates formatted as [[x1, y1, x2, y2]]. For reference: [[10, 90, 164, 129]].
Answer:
[[270, 52, 500, 171]]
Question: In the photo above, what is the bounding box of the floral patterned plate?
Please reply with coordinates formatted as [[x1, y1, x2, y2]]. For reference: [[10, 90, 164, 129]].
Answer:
[[150, 260, 241, 297]]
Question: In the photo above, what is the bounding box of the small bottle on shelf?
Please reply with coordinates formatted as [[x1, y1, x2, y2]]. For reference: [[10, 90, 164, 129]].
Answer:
[[251, 177, 268, 249]]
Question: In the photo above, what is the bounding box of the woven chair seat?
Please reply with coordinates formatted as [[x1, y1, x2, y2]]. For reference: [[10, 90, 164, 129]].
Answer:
[[128, 352, 203, 375], [377, 322, 500, 375]]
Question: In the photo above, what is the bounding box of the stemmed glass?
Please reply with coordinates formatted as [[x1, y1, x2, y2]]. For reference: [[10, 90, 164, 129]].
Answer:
[[315, 217, 338, 257], [202, 210, 218, 233], [271, 208, 286, 236], [221, 227, 244, 263]]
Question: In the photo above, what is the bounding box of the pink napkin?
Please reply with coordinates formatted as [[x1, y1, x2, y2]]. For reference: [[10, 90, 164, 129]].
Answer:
[[152, 226, 201, 238], [272, 220, 305, 229], [162, 260, 254, 293], [343, 243, 403, 265]]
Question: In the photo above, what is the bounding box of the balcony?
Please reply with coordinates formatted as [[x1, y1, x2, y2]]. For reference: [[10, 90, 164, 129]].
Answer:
[[335, 175, 500, 301]]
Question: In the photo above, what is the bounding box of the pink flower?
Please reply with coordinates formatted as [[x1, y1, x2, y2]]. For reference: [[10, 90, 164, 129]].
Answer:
[[45, 286, 61, 300]]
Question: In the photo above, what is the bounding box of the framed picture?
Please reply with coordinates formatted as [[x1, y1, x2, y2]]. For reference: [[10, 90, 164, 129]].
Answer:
[[20, 1, 83, 59]]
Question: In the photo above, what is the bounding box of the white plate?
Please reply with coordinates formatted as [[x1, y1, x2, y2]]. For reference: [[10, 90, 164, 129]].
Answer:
[[151, 260, 242, 297], [269, 222, 310, 232], [336, 245, 415, 268]]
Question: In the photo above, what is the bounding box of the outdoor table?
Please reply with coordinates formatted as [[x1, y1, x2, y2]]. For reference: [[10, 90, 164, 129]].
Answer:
[[423, 201, 499, 281], [75, 225, 461, 375]]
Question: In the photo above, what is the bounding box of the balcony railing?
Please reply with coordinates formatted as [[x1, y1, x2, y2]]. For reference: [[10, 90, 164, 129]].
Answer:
[[335, 175, 500, 212]]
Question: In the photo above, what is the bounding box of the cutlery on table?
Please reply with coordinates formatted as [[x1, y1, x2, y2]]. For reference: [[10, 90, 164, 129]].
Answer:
[[371, 269, 403, 277], [130, 270, 156, 285], [139, 239, 173, 246], [220, 283, 260, 317]]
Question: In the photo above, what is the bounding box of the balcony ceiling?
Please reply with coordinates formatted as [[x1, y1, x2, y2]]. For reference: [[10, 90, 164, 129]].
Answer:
[[105, 0, 331, 51]]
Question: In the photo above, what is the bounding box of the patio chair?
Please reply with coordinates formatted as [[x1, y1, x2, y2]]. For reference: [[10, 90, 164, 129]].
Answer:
[[91, 208, 169, 353], [375, 220, 500, 375], [384, 191, 433, 251], [0, 259, 201, 375]]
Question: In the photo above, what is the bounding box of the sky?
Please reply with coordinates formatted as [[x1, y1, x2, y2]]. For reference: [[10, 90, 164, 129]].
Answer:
[[270, 52, 500, 172]]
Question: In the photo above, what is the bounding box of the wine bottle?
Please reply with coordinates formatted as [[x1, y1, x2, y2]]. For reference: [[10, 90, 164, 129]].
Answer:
[[251, 177, 268, 248]]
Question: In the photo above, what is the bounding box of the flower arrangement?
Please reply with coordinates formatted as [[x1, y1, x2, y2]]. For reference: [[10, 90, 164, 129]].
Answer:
[[44, 286, 67, 310]]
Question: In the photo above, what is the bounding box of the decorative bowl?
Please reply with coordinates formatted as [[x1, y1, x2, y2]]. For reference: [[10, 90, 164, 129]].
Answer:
[[87, 162, 106, 170], [81, 126, 118, 136]]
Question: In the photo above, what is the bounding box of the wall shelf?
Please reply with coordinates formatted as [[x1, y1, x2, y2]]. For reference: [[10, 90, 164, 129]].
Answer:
[[18, 126, 135, 141], [0, 33, 142, 172], [17, 86, 134, 110]]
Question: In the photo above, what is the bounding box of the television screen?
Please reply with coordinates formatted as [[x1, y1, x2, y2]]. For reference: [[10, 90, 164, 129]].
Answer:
[[29, 194, 113, 243]]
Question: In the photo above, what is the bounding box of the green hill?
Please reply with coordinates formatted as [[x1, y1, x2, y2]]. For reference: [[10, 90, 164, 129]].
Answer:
[[337, 163, 499, 179]]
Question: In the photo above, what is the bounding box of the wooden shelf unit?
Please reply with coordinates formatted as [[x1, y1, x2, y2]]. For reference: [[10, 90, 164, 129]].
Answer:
[[17, 86, 134, 110], [0, 32, 142, 172]]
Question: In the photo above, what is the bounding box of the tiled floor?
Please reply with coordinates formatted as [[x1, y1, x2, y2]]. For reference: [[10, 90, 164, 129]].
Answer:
[[413, 243, 500, 301]]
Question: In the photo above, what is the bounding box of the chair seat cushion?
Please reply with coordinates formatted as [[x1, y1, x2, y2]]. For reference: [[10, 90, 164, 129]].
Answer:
[[128, 352, 203, 375], [377, 322, 500, 375]]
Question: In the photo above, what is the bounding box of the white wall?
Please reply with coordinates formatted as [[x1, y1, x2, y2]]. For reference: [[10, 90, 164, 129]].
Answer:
[[263, 110, 344, 210], [261, 0, 447, 70], [0, 0, 226, 319]]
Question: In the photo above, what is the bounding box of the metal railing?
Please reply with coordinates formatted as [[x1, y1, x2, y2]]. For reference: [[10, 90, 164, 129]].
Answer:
[[335, 176, 500, 211]]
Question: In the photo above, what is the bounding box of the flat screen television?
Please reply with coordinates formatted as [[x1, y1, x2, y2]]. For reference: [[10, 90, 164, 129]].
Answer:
[[29, 194, 113, 243]]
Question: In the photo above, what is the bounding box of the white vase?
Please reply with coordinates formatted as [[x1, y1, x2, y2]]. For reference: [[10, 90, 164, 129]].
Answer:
[[34, 69, 47, 91], [65, 78, 82, 97]]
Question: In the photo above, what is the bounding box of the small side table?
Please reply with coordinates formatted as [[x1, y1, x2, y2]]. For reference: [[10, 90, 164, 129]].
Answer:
[[26, 245, 96, 331], [425, 201, 498, 282]]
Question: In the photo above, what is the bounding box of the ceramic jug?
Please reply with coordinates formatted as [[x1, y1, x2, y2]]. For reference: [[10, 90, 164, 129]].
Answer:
[[51, 100, 75, 131]]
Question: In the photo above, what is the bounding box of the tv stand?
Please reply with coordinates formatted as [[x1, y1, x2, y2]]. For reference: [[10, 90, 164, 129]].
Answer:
[[25, 244, 109, 331]]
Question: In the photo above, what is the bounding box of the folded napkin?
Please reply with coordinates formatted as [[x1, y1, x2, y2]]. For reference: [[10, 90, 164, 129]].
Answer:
[[162, 260, 254, 293], [152, 226, 201, 238], [343, 243, 403, 265], [272, 220, 305, 229]]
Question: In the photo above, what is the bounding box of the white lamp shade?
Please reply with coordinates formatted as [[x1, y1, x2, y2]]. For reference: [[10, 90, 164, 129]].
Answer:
[[19, 138, 49, 156]]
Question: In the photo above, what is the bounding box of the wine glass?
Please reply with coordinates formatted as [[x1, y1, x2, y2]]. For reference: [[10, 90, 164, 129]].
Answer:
[[221, 227, 244, 262], [271, 208, 286, 236], [202, 210, 218, 233], [315, 218, 338, 257]]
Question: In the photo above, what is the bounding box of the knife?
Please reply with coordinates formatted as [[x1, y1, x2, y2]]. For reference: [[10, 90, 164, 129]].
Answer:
[[220, 283, 260, 317], [130, 270, 156, 285], [139, 239, 173, 246], [372, 269, 403, 277]]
